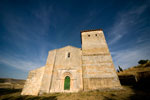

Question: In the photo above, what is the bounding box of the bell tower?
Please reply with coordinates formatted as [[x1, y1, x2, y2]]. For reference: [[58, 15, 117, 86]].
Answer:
[[81, 29, 109, 55], [81, 29, 121, 90]]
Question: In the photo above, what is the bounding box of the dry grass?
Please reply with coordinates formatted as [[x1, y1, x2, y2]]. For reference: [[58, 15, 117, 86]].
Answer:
[[0, 86, 150, 100], [0, 78, 25, 89], [117, 62, 150, 76]]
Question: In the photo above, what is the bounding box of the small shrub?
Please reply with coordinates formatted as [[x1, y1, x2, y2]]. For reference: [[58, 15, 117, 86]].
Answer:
[[118, 66, 123, 72], [138, 60, 149, 64]]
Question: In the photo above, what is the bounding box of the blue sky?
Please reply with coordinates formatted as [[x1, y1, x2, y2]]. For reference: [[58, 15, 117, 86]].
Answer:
[[0, 0, 150, 79]]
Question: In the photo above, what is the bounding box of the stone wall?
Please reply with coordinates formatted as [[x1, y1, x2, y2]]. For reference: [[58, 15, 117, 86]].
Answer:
[[21, 67, 45, 95], [82, 55, 117, 78], [81, 30, 121, 91], [39, 50, 57, 94], [81, 30, 109, 55], [83, 78, 121, 90], [50, 46, 83, 92]]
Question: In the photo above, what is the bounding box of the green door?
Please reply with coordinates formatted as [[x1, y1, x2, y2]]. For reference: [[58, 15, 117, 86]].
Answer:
[[64, 76, 70, 90]]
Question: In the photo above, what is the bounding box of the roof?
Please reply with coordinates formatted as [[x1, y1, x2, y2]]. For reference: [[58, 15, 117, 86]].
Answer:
[[59, 45, 81, 50], [48, 45, 81, 52], [80, 29, 103, 33]]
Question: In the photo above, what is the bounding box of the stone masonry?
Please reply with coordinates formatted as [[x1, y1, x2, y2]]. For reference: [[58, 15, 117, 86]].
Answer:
[[21, 29, 122, 95]]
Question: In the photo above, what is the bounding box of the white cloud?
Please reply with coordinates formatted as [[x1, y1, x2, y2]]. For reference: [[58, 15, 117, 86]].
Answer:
[[107, 4, 149, 70], [112, 42, 150, 69], [0, 2, 64, 72], [108, 4, 147, 45], [0, 53, 44, 71]]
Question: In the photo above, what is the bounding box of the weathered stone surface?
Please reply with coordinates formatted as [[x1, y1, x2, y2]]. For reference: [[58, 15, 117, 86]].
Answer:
[[21, 29, 121, 95], [39, 50, 57, 94], [81, 30, 109, 55], [49, 46, 83, 93], [81, 30, 121, 91], [21, 67, 45, 95]]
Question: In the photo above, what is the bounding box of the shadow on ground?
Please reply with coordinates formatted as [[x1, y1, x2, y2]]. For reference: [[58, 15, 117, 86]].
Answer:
[[0, 88, 21, 96], [129, 79, 150, 100], [0, 88, 57, 100], [1, 96, 57, 100]]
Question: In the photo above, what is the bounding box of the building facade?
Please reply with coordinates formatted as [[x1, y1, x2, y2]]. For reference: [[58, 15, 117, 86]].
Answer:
[[21, 29, 121, 95]]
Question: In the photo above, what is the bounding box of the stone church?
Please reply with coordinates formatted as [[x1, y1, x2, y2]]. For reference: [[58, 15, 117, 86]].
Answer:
[[21, 29, 121, 95]]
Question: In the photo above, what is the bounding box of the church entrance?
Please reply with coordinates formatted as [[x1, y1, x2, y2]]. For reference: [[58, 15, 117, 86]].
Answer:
[[64, 76, 70, 90]]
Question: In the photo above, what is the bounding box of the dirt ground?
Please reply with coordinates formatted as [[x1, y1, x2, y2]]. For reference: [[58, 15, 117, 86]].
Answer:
[[0, 85, 150, 100]]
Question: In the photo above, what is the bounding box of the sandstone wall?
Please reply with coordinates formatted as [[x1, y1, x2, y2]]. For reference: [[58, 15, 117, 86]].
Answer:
[[81, 30, 121, 91], [82, 30, 109, 55], [50, 46, 83, 92], [21, 67, 45, 95], [39, 50, 56, 94]]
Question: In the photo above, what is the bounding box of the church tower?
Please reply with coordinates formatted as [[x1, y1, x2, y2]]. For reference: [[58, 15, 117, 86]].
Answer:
[[21, 29, 122, 96], [81, 29, 121, 90]]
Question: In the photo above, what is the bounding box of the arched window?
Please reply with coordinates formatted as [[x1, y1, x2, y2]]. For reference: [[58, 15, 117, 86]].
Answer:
[[64, 76, 70, 90]]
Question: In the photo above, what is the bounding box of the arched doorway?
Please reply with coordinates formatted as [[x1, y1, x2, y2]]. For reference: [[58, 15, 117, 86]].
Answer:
[[64, 76, 70, 90]]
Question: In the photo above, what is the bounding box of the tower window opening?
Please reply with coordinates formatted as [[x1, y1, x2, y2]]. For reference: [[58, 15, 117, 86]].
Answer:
[[88, 35, 90, 37], [95, 34, 97, 36], [68, 52, 70, 58]]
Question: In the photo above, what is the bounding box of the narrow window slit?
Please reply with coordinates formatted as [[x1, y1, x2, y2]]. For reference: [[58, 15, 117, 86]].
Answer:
[[68, 52, 70, 58]]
